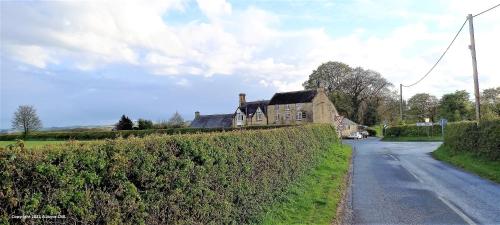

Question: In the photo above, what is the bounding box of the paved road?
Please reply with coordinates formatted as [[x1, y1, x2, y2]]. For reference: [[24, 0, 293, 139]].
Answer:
[[345, 138, 500, 225]]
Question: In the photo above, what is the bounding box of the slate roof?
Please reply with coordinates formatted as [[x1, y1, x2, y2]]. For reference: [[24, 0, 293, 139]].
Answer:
[[341, 118, 357, 126], [190, 114, 234, 128], [268, 90, 317, 105], [238, 100, 270, 116]]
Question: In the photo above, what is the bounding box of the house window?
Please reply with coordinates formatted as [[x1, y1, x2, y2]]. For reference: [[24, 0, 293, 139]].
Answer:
[[275, 113, 279, 122], [256, 109, 263, 121], [296, 111, 302, 121], [296, 103, 302, 110], [302, 111, 307, 119], [274, 105, 279, 111], [236, 112, 244, 126], [285, 111, 291, 120], [285, 104, 290, 111]]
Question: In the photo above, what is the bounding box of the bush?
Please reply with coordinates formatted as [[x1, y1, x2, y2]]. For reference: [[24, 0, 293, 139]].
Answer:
[[384, 124, 442, 137], [0, 124, 339, 224], [0, 125, 292, 141], [366, 128, 377, 136], [443, 119, 500, 160]]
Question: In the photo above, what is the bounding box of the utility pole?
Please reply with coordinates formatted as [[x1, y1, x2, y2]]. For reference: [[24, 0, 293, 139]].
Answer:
[[467, 14, 481, 122], [399, 84, 403, 121]]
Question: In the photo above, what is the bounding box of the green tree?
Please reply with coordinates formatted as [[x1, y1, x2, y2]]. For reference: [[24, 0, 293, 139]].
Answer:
[[480, 87, 499, 120], [115, 115, 133, 130], [407, 93, 439, 122], [303, 61, 392, 123], [438, 90, 473, 122], [137, 119, 153, 130], [168, 112, 185, 128], [12, 105, 42, 136]]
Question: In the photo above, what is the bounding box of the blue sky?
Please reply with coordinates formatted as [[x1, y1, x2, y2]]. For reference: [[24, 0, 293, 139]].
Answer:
[[1, 0, 499, 129]]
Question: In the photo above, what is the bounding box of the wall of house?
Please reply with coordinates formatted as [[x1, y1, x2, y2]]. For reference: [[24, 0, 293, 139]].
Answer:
[[312, 90, 338, 125], [247, 113, 268, 126], [267, 102, 314, 125], [232, 109, 247, 128], [341, 124, 358, 137]]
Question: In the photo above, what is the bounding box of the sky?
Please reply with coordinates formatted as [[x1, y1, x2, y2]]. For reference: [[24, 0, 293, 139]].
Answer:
[[1, 0, 499, 129]]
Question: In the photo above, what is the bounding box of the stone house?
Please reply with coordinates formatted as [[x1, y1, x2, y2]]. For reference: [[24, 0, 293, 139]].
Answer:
[[340, 117, 359, 137], [267, 88, 339, 126], [190, 88, 344, 130], [233, 93, 270, 127]]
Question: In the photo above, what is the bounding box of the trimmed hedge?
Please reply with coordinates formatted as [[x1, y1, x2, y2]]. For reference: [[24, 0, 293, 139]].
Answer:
[[0, 125, 289, 141], [384, 124, 442, 137], [0, 125, 340, 224], [443, 119, 500, 161]]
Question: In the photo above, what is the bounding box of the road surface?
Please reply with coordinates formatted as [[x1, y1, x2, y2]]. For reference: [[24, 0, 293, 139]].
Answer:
[[345, 138, 500, 225]]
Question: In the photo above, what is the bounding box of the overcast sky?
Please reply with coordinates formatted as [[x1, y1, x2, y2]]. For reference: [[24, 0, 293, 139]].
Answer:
[[1, 0, 499, 128]]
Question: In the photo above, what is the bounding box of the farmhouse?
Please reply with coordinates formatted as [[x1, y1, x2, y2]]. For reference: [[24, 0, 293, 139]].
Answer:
[[190, 88, 345, 131], [267, 88, 339, 126]]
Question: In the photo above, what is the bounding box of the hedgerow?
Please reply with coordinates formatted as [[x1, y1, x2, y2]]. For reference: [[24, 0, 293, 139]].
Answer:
[[0, 124, 340, 224], [0, 125, 290, 141], [443, 119, 500, 160], [384, 124, 442, 137]]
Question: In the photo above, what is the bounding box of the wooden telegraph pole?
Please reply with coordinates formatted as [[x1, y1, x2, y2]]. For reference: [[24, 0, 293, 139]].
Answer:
[[467, 14, 481, 122]]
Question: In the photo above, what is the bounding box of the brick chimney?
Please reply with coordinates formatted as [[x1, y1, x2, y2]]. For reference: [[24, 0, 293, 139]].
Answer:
[[195, 111, 200, 119], [239, 93, 246, 107]]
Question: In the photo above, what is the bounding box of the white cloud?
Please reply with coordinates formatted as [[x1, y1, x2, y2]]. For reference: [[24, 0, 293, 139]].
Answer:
[[1, 0, 499, 98]]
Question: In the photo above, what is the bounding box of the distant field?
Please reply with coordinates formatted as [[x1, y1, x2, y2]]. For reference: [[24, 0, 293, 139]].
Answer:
[[0, 140, 70, 148]]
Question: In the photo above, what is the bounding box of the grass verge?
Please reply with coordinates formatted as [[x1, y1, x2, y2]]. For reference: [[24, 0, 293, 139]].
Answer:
[[259, 144, 352, 225], [382, 136, 443, 142], [432, 145, 500, 183]]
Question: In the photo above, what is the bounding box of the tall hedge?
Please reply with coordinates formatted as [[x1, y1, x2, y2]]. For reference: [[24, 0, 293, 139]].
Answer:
[[0, 125, 289, 141], [0, 125, 339, 224], [443, 119, 500, 160], [384, 124, 442, 137]]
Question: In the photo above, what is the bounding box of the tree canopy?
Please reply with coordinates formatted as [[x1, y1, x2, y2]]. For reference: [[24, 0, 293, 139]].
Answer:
[[12, 105, 42, 136]]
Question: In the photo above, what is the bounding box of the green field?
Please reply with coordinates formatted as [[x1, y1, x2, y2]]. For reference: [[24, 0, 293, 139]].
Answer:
[[382, 136, 443, 142], [0, 140, 71, 148], [259, 144, 351, 225], [432, 145, 500, 183]]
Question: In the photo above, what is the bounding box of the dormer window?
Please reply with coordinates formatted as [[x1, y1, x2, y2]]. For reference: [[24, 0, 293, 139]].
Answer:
[[285, 104, 290, 111]]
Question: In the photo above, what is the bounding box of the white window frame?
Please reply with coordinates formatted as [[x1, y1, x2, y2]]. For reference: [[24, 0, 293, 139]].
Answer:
[[256, 108, 263, 121], [285, 111, 291, 120], [296, 111, 302, 121], [296, 103, 302, 110]]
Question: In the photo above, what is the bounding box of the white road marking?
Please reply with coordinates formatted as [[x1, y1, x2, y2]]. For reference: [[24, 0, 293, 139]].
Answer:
[[437, 195, 477, 225]]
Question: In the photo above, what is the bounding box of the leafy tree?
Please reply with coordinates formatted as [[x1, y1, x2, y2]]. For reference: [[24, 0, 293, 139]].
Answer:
[[438, 90, 473, 122], [12, 105, 42, 136], [115, 115, 133, 130], [303, 61, 392, 123], [479, 87, 499, 120], [137, 119, 153, 130], [407, 93, 439, 122], [168, 112, 185, 128]]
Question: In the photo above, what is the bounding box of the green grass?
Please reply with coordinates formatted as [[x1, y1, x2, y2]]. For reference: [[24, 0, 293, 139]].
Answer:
[[0, 140, 72, 148], [381, 136, 443, 142], [432, 145, 500, 183], [259, 144, 352, 225]]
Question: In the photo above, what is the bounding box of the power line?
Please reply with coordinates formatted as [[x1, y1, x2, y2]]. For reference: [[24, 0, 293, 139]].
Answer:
[[474, 3, 500, 17], [402, 19, 468, 87]]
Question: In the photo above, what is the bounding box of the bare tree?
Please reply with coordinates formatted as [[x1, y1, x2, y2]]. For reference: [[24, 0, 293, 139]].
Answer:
[[12, 105, 42, 136], [168, 111, 185, 128]]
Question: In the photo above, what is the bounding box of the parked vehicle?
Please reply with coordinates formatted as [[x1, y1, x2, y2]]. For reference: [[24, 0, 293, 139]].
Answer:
[[348, 132, 363, 139], [360, 131, 369, 138]]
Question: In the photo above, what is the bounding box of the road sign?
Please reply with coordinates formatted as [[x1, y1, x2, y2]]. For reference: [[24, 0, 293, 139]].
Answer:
[[416, 122, 433, 126], [440, 118, 448, 127]]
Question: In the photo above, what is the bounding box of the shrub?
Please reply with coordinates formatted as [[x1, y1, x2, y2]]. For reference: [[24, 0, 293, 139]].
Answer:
[[443, 119, 500, 160], [0, 125, 291, 141], [0, 125, 339, 224], [384, 124, 442, 137], [366, 128, 377, 136]]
